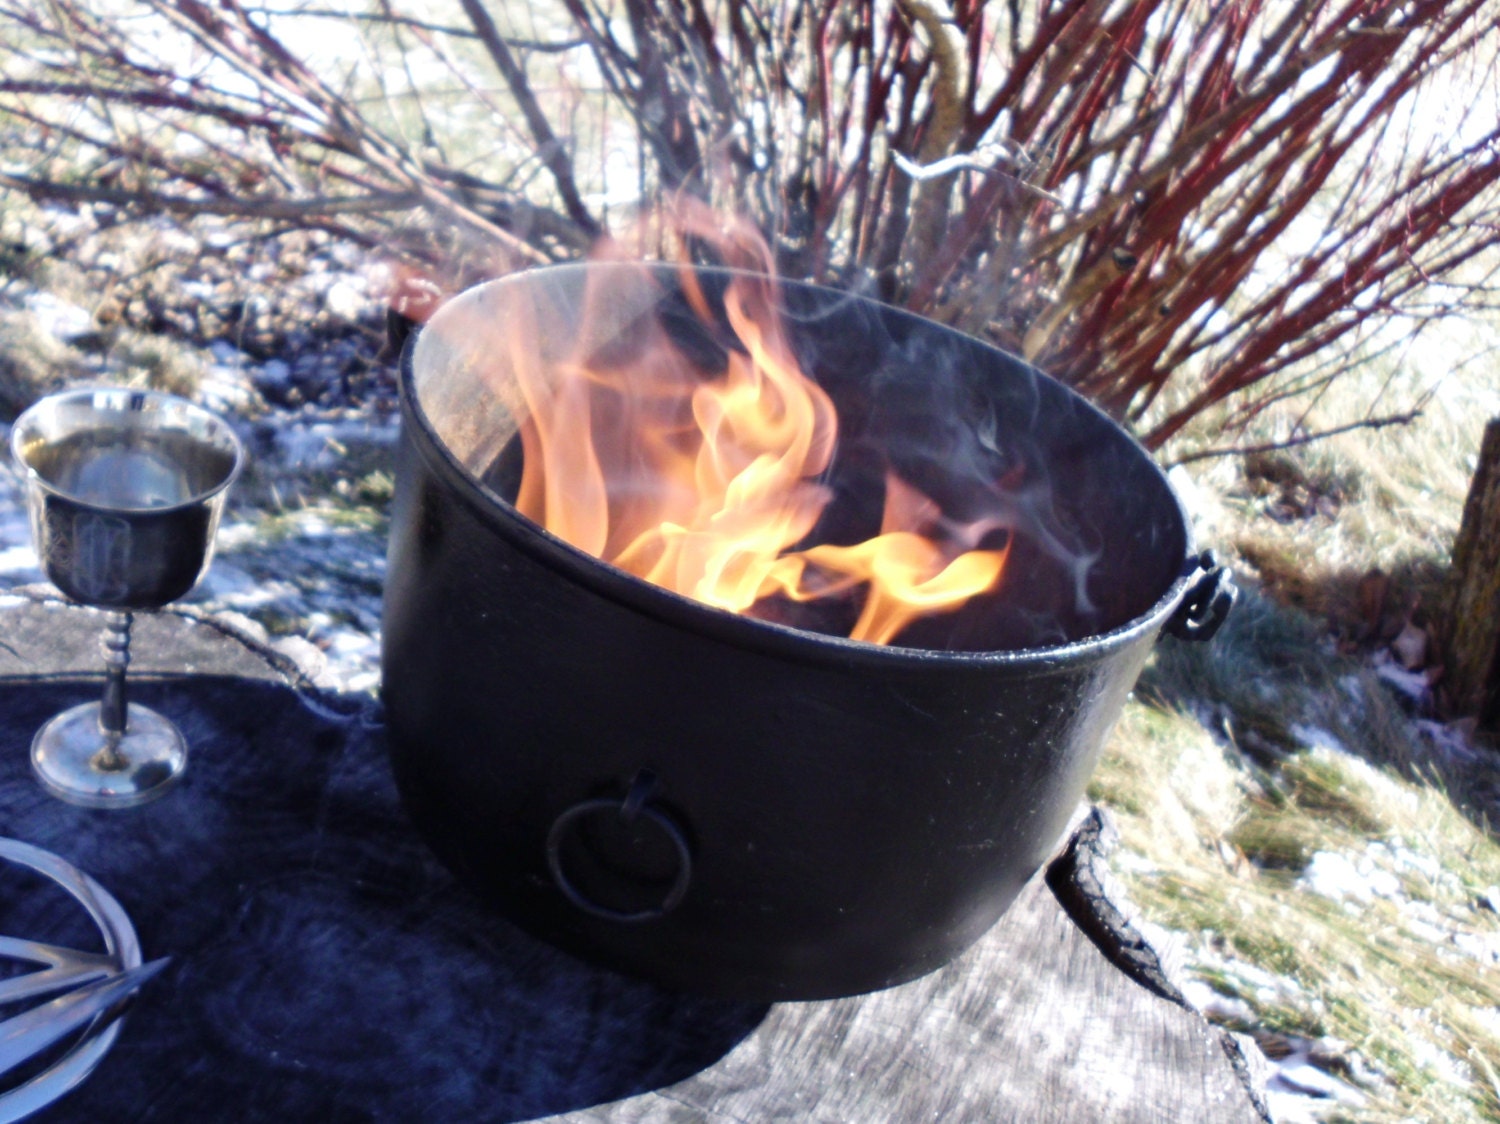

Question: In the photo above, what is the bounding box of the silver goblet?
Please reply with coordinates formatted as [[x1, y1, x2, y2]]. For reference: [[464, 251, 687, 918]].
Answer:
[[10, 387, 243, 808]]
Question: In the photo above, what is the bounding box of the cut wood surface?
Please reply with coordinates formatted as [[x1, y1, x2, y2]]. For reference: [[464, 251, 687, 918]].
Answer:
[[545, 870, 1269, 1124], [1444, 418, 1500, 735], [0, 595, 1266, 1122]]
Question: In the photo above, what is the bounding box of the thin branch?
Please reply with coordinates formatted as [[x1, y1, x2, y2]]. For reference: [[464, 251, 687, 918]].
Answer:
[[244, 6, 589, 50], [0, 80, 292, 134], [0, 171, 422, 217], [1165, 410, 1428, 467], [458, 2, 599, 236]]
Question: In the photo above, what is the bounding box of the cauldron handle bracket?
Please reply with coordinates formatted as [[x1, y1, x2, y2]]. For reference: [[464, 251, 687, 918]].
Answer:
[[545, 770, 693, 923], [1165, 551, 1236, 642]]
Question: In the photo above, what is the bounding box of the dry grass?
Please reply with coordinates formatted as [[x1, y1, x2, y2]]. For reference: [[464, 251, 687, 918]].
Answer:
[[1092, 696, 1500, 1122], [1090, 317, 1500, 1120], [1159, 320, 1500, 646]]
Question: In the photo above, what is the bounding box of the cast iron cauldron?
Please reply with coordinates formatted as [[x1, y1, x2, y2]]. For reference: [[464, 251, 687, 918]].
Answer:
[[381, 263, 1232, 1000]]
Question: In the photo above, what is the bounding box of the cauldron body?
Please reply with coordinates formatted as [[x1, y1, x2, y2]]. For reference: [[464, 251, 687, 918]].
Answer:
[[382, 264, 1208, 1000]]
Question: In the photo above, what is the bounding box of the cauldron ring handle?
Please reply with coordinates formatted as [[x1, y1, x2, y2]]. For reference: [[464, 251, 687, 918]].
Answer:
[[545, 771, 692, 923]]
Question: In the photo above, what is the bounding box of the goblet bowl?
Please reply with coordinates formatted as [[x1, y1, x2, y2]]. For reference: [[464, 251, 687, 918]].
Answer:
[[11, 387, 242, 609]]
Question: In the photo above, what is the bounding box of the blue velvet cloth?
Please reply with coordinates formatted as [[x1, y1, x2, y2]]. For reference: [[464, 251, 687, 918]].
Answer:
[[0, 673, 763, 1122]]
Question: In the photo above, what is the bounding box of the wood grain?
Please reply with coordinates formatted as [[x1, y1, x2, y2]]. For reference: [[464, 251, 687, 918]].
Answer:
[[0, 596, 1266, 1122], [543, 853, 1267, 1124]]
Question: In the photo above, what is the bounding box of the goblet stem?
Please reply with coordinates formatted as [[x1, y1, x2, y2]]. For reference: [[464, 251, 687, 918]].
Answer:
[[94, 611, 132, 772]]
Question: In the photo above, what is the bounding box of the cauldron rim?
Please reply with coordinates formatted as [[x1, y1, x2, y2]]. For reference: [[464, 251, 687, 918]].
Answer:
[[400, 263, 1198, 675]]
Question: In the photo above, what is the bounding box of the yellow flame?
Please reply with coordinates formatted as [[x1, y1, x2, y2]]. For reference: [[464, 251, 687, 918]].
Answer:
[[511, 267, 1007, 645]]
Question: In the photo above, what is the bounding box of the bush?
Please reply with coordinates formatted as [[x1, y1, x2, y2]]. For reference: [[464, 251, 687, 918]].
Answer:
[[1, 0, 1497, 446]]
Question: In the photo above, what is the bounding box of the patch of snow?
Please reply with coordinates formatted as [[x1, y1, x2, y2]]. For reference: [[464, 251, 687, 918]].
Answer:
[[1414, 719, 1480, 765], [1407, 1031, 1475, 1086], [273, 419, 397, 470], [277, 423, 343, 471], [323, 628, 375, 655], [1451, 932, 1500, 964], [255, 359, 293, 392], [193, 561, 261, 599], [342, 668, 381, 694], [22, 291, 93, 341], [1265, 1063, 1365, 1118], [1112, 850, 1162, 876], [207, 609, 269, 646], [1402, 914, 1450, 945], [178, 279, 216, 303], [1212, 960, 1303, 1004], [1365, 868, 1403, 901], [1259, 1093, 1323, 1124], [200, 365, 260, 414], [1259, 1035, 1366, 1124], [1180, 979, 1256, 1025], [324, 278, 367, 321], [0, 544, 39, 578], [37, 206, 94, 239], [1297, 851, 1402, 905], [1474, 1008, 1500, 1036], [1290, 724, 1347, 755], [212, 520, 262, 550], [1268, 1061, 1362, 1103], [1372, 649, 1429, 703], [208, 339, 244, 365], [270, 634, 332, 686], [1366, 841, 1446, 887], [192, 575, 303, 611]]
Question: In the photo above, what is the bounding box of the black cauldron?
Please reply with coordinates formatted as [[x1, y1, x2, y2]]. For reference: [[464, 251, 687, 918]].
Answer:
[[381, 264, 1231, 1000]]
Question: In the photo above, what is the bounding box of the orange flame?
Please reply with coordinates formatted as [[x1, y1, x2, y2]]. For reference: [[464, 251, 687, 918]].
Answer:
[[507, 244, 1008, 646], [792, 475, 1011, 645]]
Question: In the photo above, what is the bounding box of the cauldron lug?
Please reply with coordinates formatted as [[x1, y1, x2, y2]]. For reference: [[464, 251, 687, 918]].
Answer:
[[1165, 551, 1237, 642], [620, 768, 657, 825]]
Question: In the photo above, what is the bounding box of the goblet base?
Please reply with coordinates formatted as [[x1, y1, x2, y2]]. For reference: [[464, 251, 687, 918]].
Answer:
[[31, 701, 188, 809]]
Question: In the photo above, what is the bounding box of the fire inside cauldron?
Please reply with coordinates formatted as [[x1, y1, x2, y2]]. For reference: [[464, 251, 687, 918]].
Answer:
[[381, 261, 1232, 1000]]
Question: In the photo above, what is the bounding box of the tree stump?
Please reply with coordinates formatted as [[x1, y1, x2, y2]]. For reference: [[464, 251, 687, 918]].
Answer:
[[1444, 418, 1500, 736]]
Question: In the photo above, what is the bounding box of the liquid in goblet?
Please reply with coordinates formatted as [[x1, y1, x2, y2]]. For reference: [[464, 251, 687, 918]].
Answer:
[[10, 388, 243, 808]]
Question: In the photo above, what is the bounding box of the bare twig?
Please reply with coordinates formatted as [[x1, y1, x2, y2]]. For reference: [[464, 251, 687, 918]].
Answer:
[[0, 171, 421, 218], [244, 6, 588, 50], [455, 0, 599, 237], [1165, 411, 1429, 468]]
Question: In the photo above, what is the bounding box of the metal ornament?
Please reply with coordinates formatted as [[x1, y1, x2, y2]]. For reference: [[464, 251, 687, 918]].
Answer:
[[0, 837, 165, 1123]]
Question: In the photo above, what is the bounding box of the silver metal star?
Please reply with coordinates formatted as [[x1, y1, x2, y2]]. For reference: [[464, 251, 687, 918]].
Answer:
[[0, 837, 166, 1123]]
